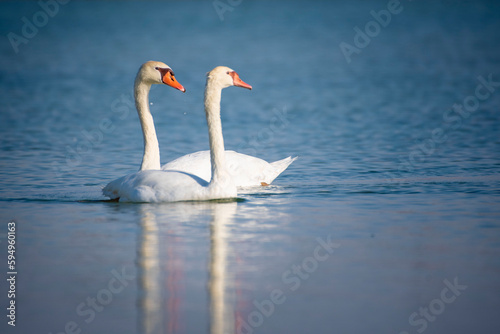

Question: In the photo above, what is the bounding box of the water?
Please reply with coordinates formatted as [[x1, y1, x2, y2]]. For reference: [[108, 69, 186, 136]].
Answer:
[[1, 0, 500, 333]]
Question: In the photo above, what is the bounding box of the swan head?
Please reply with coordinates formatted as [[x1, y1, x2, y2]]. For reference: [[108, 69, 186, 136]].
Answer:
[[207, 66, 252, 90], [137, 61, 186, 92]]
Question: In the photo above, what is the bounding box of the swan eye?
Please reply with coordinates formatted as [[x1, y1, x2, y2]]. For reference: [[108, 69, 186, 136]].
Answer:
[[155, 67, 159, 70]]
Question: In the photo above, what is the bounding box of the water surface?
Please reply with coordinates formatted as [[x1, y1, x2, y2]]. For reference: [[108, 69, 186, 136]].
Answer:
[[0, 1, 499, 333]]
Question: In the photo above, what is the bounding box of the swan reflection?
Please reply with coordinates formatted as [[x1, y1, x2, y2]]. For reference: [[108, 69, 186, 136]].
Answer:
[[138, 208, 162, 334], [209, 203, 237, 334], [137, 202, 237, 334]]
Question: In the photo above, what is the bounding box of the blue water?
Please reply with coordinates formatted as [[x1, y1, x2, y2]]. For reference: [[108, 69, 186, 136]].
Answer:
[[1, 1, 500, 333]]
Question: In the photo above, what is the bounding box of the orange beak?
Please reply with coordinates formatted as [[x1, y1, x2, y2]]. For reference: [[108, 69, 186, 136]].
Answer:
[[230, 71, 252, 90], [159, 68, 186, 92]]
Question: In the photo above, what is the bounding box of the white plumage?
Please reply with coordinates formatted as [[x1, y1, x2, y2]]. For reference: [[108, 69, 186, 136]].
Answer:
[[104, 64, 241, 202], [163, 150, 296, 187], [103, 62, 296, 202]]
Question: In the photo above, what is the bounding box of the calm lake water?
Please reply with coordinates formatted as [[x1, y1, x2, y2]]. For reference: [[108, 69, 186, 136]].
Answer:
[[1, 1, 500, 333]]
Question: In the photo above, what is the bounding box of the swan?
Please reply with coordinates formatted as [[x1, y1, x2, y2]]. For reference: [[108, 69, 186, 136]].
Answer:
[[162, 72, 296, 187], [103, 64, 246, 202]]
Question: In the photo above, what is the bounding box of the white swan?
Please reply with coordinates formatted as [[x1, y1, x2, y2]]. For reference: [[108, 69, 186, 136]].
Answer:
[[163, 151, 296, 187], [103, 63, 244, 202], [162, 72, 296, 187]]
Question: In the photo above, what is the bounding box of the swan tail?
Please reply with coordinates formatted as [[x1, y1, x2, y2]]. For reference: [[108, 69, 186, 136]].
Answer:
[[102, 177, 125, 200], [265, 156, 298, 184], [102, 184, 119, 200]]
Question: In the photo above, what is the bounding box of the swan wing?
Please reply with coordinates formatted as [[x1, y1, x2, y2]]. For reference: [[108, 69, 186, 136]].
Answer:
[[162, 150, 297, 187], [162, 151, 213, 182]]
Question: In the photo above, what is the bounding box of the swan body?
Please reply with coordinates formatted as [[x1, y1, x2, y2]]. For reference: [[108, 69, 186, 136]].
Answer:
[[162, 70, 296, 187], [103, 169, 235, 202], [103, 63, 247, 202], [163, 151, 297, 187]]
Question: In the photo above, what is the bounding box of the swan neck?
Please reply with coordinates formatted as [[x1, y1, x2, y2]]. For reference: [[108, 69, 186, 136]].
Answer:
[[135, 79, 161, 171], [204, 83, 229, 183]]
